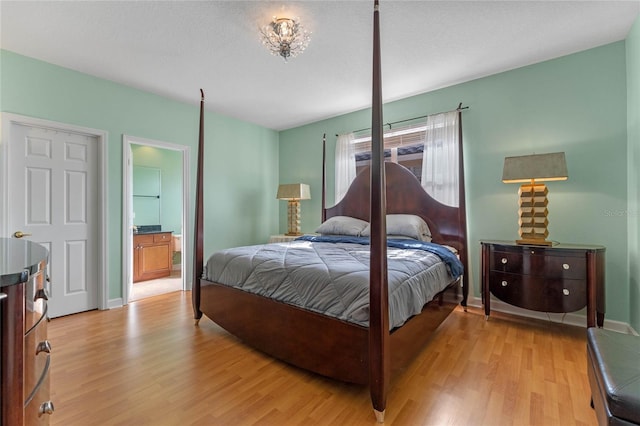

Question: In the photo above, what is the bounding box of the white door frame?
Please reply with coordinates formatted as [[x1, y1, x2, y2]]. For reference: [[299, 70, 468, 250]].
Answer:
[[0, 112, 109, 310], [122, 134, 190, 304]]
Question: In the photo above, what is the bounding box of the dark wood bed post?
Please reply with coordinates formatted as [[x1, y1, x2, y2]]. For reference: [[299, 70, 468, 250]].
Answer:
[[369, 1, 390, 422], [457, 103, 470, 307], [193, 89, 205, 322], [321, 133, 327, 223]]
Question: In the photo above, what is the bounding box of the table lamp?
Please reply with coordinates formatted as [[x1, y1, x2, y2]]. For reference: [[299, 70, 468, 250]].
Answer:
[[502, 152, 568, 246], [277, 183, 311, 236]]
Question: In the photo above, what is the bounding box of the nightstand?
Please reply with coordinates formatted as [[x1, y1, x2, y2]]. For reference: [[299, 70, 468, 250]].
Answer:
[[481, 240, 605, 327]]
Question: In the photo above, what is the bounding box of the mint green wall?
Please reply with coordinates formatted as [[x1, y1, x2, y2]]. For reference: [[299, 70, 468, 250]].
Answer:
[[1, 35, 634, 325], [132, 165, 162, 226], [627, 16, 640, 333], [131, 145, 182, 233], [0, 50, 280, 300], [280, 42, 630, 325]]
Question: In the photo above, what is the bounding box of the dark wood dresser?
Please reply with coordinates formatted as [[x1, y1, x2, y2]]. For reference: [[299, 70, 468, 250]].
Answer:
[[1, 238, 53, 425], [481, 240, 605, 327]]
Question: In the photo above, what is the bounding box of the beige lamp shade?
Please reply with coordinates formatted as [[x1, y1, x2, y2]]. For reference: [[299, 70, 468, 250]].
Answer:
[[502, 152, 568, 246], [277, 183, 310, 236], [276, 183, 311, 200], [502, 152, 568, 183]]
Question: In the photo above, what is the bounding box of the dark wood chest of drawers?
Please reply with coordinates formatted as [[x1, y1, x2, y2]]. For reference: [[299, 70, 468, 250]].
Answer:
[[1, 239, 53, 425], [481, 241, 605, 327]]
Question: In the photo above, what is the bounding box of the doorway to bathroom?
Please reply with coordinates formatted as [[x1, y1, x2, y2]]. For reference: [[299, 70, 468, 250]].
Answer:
[[122, 135, 190, 303]]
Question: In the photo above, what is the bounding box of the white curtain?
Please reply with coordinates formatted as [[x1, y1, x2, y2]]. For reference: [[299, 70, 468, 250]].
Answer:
[[421, 111, 459, 207], [335, 133, 356, 203]]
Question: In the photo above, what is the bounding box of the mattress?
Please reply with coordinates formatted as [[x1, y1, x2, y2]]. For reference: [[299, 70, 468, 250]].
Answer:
[[203, 236, 463, 329]]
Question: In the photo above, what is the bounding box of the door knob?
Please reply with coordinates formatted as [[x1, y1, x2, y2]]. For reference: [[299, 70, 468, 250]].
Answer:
[[13, 231, 32, 238]]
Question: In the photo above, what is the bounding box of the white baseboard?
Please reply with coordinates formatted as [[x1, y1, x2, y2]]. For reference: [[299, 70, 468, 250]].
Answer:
[[466, 296, 638, 336], [107, 298, 124, 309]]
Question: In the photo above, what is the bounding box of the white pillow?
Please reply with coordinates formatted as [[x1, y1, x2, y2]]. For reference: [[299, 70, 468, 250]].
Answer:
[[315, 216, 369, 237], [361, 214, 432, 242]]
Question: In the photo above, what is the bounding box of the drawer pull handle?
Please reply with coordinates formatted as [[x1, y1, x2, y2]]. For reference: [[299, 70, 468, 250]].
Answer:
[[563, 289, 570, 296], [36, 340, 52, 355], [0, 292, 6, 301], [501, 258, 507, 264], [35, 288, 49, 301], [501, 280, 508, 287], [563, 264, 570, 270], [38, 401, 55, 417]]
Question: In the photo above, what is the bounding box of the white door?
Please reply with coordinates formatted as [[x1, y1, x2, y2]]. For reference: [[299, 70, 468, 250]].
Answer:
[[8, 124, 98, 318]]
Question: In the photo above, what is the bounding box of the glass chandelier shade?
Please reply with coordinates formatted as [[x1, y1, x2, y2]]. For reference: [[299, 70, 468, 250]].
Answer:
[[260, 17, 311, 61]]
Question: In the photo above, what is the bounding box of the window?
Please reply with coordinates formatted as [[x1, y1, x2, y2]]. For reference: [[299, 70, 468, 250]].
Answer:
[[353, 123, 427, 181], [336, 110, 460, 207]]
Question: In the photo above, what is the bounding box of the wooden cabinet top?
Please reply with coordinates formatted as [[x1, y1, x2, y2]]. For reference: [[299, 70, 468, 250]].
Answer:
[[481, 240, 605, 252], [133, 231, 172, 236]]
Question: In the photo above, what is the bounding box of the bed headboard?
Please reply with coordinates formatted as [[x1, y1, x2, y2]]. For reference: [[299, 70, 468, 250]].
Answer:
[[324, 162, 466, 252]]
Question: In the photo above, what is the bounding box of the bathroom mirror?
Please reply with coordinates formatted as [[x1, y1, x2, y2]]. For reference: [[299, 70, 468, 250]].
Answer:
[[133, 166, 161, 225]]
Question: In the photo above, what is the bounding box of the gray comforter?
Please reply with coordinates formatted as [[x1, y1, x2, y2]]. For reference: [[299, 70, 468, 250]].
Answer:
[[203, 239, 459, 329]]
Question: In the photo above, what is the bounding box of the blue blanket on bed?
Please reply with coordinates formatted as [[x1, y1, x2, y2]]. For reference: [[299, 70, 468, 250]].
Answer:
[[295, 235, 463, 279]]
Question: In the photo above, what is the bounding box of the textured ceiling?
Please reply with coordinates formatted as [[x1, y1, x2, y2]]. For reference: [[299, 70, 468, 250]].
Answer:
[[1, 1, 639, 130]]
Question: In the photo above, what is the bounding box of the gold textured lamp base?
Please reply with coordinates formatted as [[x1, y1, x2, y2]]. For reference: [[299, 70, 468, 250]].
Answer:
[[285, 199, 302, 236], [516, 183, 552, 246]]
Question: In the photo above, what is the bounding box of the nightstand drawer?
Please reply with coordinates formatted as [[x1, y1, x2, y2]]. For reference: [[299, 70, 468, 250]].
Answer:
[[542, 253, 586, 280], [489, 272, 587, 313], [491, 248, 586, 279], [490, 250, 523, 274]]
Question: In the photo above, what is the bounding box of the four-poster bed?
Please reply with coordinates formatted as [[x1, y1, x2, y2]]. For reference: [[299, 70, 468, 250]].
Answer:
[[192, 1, 469, 422]]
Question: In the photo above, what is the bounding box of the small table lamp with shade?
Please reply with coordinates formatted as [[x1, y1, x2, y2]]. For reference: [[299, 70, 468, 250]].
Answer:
[[277, 183, 311, 236], [502, 152, 568, 246]]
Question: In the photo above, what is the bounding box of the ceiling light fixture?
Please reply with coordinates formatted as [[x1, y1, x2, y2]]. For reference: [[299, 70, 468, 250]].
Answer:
[[260, 16, 311, 61]]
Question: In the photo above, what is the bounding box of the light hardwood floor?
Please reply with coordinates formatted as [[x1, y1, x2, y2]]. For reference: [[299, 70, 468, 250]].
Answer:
[[130, 270, 182, 301], [49, 291, 597, 426]]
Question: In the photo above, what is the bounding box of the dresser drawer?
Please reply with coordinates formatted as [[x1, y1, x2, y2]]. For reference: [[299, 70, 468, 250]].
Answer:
[[153, 232, 172, 243], [491, 248, 586, 280], [490, 271, 587, 313], [24, 355, 53, 425], [542, 253, 586, 280], [25, 269, 48, 332], [490, 250, 523, 274], [134, 234, 154, 244], [24, 311, 50, 400], [134, 232, 172, 245]]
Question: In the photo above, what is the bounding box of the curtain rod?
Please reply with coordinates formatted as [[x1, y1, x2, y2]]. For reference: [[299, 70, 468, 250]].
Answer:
[[336, 103, 469, 137]]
